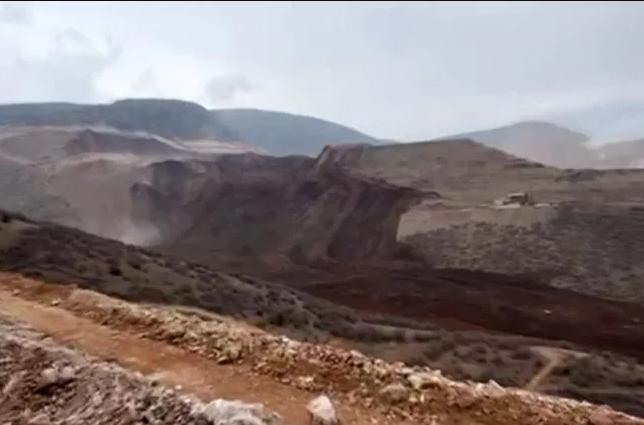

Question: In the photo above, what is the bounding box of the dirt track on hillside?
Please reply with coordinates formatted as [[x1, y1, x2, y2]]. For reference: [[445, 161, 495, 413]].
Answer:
[[0, 289, 415, 425]]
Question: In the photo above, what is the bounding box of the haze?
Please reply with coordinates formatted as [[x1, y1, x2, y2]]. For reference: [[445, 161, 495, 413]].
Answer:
[[1, 1, 642, 140]]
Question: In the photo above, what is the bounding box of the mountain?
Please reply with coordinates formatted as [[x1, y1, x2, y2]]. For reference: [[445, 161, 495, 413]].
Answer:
[[3, 114, 644, 417], [0, 99, 238, 141], [443, 121, 595, 168], [445, 116, 644, 169], [213, 108, 381, 156], [593, 138, 644, 168], [0, 99, 381, 156], [547, 99, 644, 142]]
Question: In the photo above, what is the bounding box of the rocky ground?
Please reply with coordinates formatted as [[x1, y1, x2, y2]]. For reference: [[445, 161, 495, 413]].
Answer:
[[0, 273, 641, 425], [0, 317, 285, 425]]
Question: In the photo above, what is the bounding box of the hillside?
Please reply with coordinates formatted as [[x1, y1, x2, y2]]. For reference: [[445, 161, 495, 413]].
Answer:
[[2, 130, 644, 416], [314, 139, 644, 303], [4, 117, 644, 417], [2, 277, 640, 425], [593, 138, 644, 168], [0, 125, 268, 238], [443, 121, 596, 168], [0, 155, 78, 225], [442, 118, 644, 169], [130, 148, 423, 266], [213, 108, 381, 155], [403, 201, 644, 303], [0, 99, 238, 141], [4, 210, 644, 420], [0, 100, 382, 156], [547, 99, 644, 141]]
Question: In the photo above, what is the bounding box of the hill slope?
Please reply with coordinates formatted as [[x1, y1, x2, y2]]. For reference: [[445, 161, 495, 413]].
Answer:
[[213, 108, 381, 155], [5, 210, 644, 420], [2, 278, 641, 425], [130, 148, 422, 267], [404, 201, 644, 303], [0, 99, 237, 141], [547, 99, 644, 141], [444, 121, 595, 168], [0, 99, 381, 155]]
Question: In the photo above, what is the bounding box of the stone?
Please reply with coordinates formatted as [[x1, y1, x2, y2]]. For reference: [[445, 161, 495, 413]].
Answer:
[[306, 394, 338, 425], [378, 383, 409, 404]]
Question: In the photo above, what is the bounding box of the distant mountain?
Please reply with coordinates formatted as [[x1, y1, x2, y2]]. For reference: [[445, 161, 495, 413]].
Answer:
[[0, 99, 238, 141], [547, 99, 644, 142], [443, 121, 596, 168], [592, 138, 644, 168], [0, 99, 381, 156], [213, 108, 381, 156]]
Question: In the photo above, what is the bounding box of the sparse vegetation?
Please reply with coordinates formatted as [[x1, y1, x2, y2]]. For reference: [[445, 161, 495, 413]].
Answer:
[[3, 211, 644, 417], [404, 202, 644, 302], [3, 126, 644, 422]]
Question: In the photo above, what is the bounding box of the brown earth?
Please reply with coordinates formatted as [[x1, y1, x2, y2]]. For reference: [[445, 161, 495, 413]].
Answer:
[[0, 290, 398, 425], [125, 140, 644, 305], [132, 146, 427, 265], [303, 141, 644, 303], [4, 208, 644, 417], [5, 130, 644, 418], [0, 274, 640, 425], [0, 125, 262, 237]]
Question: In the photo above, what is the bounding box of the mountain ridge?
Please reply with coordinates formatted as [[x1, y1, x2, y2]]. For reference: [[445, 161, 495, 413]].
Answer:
[[0, 99, 382, 156]]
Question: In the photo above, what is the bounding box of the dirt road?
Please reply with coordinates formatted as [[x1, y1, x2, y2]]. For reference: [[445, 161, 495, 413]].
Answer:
[[0, 289, 415, 425], [524, 346, 589, 391]]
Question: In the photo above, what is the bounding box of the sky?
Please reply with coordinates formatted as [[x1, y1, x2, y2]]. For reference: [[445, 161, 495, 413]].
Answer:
[[0, 1, 643, 140]]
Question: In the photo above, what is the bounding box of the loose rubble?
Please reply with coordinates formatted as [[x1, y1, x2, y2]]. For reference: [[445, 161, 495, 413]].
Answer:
[[0, 318, 286, 425], [306, 394, 338, 425], [5, 280, 644, 425]]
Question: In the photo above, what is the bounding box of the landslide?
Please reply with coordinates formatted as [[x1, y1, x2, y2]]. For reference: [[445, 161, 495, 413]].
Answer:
[[267, 260, 644, 360], [131, 145, 424, 266], [127, 146, 644, 361], [63, 128, 183, 157]]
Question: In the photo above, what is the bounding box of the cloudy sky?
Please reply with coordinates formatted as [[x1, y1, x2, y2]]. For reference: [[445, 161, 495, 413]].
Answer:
[[0, 1, 642, 140]]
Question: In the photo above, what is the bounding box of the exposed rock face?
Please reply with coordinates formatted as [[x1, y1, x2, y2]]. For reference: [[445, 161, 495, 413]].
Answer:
[[64, 128, 183, 157], [130, 146, 423, 265]]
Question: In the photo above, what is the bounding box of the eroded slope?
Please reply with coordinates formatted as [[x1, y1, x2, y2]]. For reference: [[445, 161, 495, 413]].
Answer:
[[331, 139, 644, 204], [326, 140, 644, 304], [0, 125, 268, 240], [131, 147, 424, 265]]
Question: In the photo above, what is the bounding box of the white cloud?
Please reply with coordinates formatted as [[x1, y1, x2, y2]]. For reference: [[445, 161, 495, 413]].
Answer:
[[0, 1, 30, 24], [0, 3, 122, 103], [1, 1, 644, 140], [205, 75, 252, 104]]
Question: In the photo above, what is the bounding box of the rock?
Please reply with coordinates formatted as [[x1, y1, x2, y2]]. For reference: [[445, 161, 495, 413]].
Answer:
[[306, 394, 338, 425], [36, 365, 76, 393], [217, 343, 244, 364], [407, 371, 442, 390], [2, 371, 26, 396], [485, 379, 505, 397], [378, 383, 409, 404], [27, 413, 50, 425], [295, 375, 316, 390], [588, 407, 619, 425], [200, 398, 282, 425]]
